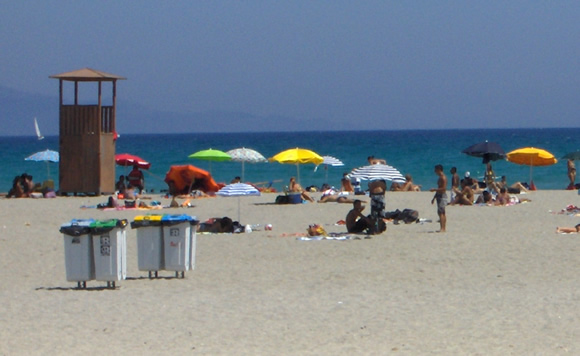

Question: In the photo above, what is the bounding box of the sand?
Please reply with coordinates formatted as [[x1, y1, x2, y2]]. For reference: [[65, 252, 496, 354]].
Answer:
[[1, 190, 580, 355]]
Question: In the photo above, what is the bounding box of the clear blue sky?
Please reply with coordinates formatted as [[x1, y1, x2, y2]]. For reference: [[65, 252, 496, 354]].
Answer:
[[2, 1, 580, 131]]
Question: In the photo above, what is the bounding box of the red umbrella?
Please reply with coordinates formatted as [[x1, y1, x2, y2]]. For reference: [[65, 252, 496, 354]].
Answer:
[[115, 153, 151, 169]]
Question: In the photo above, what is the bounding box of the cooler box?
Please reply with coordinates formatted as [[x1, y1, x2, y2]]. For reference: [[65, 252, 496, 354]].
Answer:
[[60, 219, 95, 286], [90, 219, 128, 284], [288, 192, 302, 204], [131, 215, 165, 273], [161, 215, 194, 275]]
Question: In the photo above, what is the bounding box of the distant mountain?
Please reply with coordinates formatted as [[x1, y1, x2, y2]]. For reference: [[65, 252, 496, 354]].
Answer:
[[0, 85, 335, 136]]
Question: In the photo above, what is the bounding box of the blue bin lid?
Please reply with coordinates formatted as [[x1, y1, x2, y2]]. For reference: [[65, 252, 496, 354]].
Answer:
[[61, 219, 95, 228], [161, 214, 195, 226], [162, 214, 193, 222]]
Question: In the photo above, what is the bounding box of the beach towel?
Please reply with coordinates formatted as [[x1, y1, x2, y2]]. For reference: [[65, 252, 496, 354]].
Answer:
[[297, 233, 371, 241]]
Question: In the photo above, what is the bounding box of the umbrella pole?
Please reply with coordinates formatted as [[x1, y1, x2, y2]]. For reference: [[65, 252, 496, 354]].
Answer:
[[46, 161, 50, 181], [325, 165, 328, 183], [242, 161, 245, 182], [238, 196, 241, 222], [297, 164, 300, 184]]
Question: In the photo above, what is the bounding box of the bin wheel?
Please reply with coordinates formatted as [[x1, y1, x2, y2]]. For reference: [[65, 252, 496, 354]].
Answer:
[[77, 281, 87, 289], [148, 271, 153, 279], [107, 281, 116, 289], [155, 271, 159, 278]]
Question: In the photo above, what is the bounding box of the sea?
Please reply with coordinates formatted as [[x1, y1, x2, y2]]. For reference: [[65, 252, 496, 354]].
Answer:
[[1, 128, 579, 194]]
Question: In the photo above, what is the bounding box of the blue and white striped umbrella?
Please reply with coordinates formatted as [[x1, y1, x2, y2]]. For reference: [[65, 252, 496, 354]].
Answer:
[[321, 155, 344, 166], [217, 183, 261, 222], [347, 164, 405, 183], [25, 149, 59, 180]]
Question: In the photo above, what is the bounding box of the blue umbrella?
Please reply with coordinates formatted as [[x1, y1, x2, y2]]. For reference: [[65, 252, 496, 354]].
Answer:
[[216, 183, 261, 222], [25, 149, 59, 180]]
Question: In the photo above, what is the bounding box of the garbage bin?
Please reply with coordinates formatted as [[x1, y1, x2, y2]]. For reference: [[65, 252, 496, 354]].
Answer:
[[161, 215, 195, 278], [90, 219, 128, 288], [60, 219, 95, 289], [131, 214, 164, 278]]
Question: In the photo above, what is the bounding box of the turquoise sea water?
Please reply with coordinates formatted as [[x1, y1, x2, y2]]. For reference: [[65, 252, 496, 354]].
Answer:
[[1, 128, 579, 194]]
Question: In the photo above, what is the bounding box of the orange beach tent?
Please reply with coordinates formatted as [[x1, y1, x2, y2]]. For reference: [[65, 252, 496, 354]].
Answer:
[[164, 165, 223, 194]]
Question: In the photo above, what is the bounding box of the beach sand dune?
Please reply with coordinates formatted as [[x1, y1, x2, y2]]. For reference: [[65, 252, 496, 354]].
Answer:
[[1, 191, 579, 355]]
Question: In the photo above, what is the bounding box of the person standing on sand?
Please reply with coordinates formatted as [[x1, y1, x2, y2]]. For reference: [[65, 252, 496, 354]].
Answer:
[[430, 164, 448, 232]]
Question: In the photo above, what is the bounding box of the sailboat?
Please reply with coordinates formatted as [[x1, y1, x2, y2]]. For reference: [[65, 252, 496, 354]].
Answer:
[[34, 117, 44, 140]]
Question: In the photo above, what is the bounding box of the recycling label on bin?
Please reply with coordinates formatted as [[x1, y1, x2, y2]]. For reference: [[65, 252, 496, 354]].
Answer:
[[100, 235, 111, 256], [169, 228, 180, 237]]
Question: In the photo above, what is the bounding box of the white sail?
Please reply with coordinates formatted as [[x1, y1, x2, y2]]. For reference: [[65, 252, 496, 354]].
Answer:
[[34, 117, 44, 140]]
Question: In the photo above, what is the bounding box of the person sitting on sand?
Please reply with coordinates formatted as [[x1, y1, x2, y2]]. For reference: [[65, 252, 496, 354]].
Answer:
[[401, 174, 421, 191], [115, 175, 127, 196], [340, 173, 354, 192], [556, 224, 580, 234], [450, 179, 474, 205], [21, 174, 34, 197], [367, 156, 387, 165], [7, 175, 24, 198], [289, 177, 314, 202], [475, 190, 494, 205], [495, 187, 511, 206], [346, 200, 373, 233]]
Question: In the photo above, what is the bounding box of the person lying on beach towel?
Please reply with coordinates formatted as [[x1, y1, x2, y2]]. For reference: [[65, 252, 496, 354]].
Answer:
[[556, 224, 580, 234], [318, 188, 355, 203]]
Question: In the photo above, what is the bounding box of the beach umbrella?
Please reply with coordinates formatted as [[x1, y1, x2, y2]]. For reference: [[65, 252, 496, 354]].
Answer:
[[115, 153, 151, 169], [216, 182, 261, 222], [164, 165, 222, 194], [562, 151, 580, 161], [226, 147, 267, 182], [188, 149, 231, 174], [315, 155, 345, 182], [506, 147, 557, 189], [25, 149, 59, 180], [462, 141, 506, 163], [269, 147, 323, 183], [347, 164, 406, 183]]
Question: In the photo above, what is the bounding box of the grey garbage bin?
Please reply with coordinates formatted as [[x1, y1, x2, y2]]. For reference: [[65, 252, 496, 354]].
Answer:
[[131, 214, 164, 278], [161, 215, 196, 278], [90, 219, 128, 288], [60, 219, 95, 289]]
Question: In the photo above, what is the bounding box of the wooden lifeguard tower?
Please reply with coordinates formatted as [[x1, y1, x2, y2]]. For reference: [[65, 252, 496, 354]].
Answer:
[[50, 68, 126, 195]]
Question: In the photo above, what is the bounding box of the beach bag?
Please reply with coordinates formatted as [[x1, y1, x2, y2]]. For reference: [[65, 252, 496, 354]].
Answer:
[[399, 209, 419, 224], [368, 216, 387, 235]]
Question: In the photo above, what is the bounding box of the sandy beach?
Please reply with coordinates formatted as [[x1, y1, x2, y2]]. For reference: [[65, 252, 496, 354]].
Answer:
[[1, 190, 580, 355]]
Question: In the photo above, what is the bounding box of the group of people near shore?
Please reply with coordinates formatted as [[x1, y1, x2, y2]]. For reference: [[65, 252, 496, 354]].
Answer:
[[7, 173, 56, 198], [115, 165, 146, 199]]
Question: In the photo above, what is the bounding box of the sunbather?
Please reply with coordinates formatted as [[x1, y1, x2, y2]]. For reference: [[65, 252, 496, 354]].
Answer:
[[289, 177, 314, 202], [556, 224, 580, 233]]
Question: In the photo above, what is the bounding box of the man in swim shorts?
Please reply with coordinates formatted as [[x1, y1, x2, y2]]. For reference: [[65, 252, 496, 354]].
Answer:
[[346, 200, 373, 233], [430, 164, 448, 232]]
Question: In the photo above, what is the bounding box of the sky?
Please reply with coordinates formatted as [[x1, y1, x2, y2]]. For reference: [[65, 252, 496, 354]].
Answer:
[[2, 1, 580, 133]]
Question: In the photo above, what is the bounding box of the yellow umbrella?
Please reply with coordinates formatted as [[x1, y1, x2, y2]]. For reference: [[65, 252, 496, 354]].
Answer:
[[506, 147, 557, 189], [269, 147, 323, 183]]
